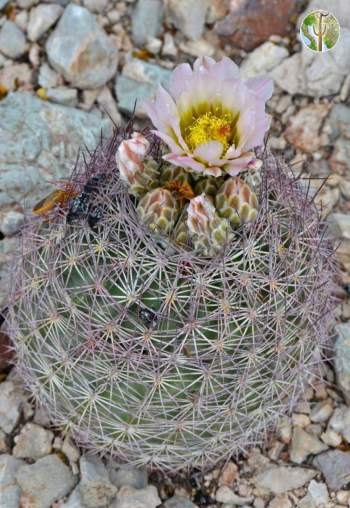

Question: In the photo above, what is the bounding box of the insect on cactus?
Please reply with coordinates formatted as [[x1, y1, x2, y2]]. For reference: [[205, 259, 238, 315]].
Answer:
[[5, 57, 337, 472], [313, 10, 329, 51]]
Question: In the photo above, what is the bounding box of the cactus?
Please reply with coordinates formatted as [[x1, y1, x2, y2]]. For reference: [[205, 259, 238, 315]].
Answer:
[[313, 11, 329, 51], [6, 129, 336, 472], [137, 187, 179, 234], [216, 177, 259, 227]]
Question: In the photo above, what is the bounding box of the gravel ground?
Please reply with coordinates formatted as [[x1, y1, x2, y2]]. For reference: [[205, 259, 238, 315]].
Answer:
[[0, 0, 350, 506]]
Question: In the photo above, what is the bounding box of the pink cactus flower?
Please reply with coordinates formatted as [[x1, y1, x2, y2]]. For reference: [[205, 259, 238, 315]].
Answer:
[[143, 56, 273, 177], [116, 132, 150, 186]]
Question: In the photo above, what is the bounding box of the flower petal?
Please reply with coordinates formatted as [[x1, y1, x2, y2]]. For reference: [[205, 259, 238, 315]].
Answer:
[[224, 152, 255, 176], [245, 76, 274, 101], [193, 141, 224, 164], [169, 63, 193, 100], [163, 153, 222, 177], [151, 130, 185, 155], [193, 56, 216, 73]]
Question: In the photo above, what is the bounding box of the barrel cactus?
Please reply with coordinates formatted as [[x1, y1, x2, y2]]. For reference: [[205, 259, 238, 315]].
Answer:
[[5, 56, 336, 472]]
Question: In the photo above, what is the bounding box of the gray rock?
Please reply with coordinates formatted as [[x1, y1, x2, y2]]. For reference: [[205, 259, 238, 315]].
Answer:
[[0, 380, 29, 433], [16, 454, 77, 508], [115, 59, 171, 116], [46, 4, 118, 89], [131, 0, 164, 46], [45, 87, 78, 107], [62, 435, 80, 474], [0, 210, 24, 236], [335, 323, 350, 403], [60, 485, 86, 508], [289, 427, 328, 464], [254, 466, 317, 494], [0, 0, 9, 10], [323, 104, 350, 142], [0, 63, 33, 91], [307, 480, 329, 505], [0, 92, 111, 212], [0, 21, 27, 59], [111, 485, 161, 508], [241, 42, 289, 78], [79, 455, 117, 507], [27, 4, 63, 42], [17, 0, 38, 7], [328, 214, 350, 240], [216, 485, 253, 505], [163, 496, 198, 508], [310, 400, 333, 423], [96, 86, 121, 124], [109, 465, 148, 489], [83, 0, 108, 13], [329, 405, 350, 443], [313, 450, 350, 491], [166, 0, 208, 40], [0, 429, 8, 452], [0, 237, 18, 306], [0, 454, 25, 508], [38, 62, 62, 88], [13, 422, 54, 460]]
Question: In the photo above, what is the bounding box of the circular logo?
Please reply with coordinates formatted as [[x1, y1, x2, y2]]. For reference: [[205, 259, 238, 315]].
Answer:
[[300, 10, 340, 52]]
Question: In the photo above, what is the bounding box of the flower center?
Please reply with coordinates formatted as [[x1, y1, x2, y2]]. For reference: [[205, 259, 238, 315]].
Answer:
[[185, 112, 233, 152]]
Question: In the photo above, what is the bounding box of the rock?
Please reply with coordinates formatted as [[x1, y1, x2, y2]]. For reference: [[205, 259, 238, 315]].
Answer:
[[0, 380, 29, 433], [310, 400, 333, 423], [16, 454, 77, 508], [0, 237, 18, 306], [313, 450, 350, 491], [46, 4, 118, 89], [0, 428, 8, 452], [307, 480, 329, 505], [109, 465, 148, 490], [162, 32, 177, 57], [0, 21, 27, 59], [38, 63, 62, 88], [45, 87, 78, 107], [335, 324, 350, 403], [289, 427, 328, 464], [111, 485, 161, 508], [131, 0, 164, 46], [166, 0, 209, 40], [179, 38, 215, 58], [17, 0, 39, 8], [15, 10, 29, 32], [216, 485, 253, 505], [330, 137, 350, 173], [324, 104, 350, 142], [321, 428, 342, 448], [268, 495, 291, 508], [60, 485, 86, 507], [215, 0, 295, 51], [0, 331, 13, 372], [329, 214, 350, 240], [206, 0, 230, 24], [0, 210, 24, 236], [33, 406, 51, 427], [79, 455, 117, 507], [0, 92, 110, 212], [115, 59, 171, 116], [96, 86, 121, 124], [218, 461, 239, 486], [83, 0, 109, 13], [62, 435, 80, 474], [146, 38, 162, 55], [284, 104, 330, 153], [241, 42, 289, 78], [27, 4, 63, 42], [254, 466, 317, 494], [0, 64, 33, 92], [163, 496, 198, 508], [0, 0, 9, 9], [329, 405, 350, 443], [277, 417, 292, 444], [0, 454, 25, 508], [13, 423, 53, 460]]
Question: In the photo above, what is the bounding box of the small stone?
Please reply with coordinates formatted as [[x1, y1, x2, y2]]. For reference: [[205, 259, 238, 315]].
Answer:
[[254, 466, 317, 494], [28, 43, 40, 67], [62, 435, 80, 474], [146, 38, 162, 55], [83, 0, 109, 13], [109, 465, 148, 490], [323, 104, 350, 142], [307, 480, 329, 505], [16, 454, 76, 508], [162, 32, 177, 57], [340, 74, 350, 102], [0, 0, 9, 9], [46, 4, 118, 89], [163, 496, 198, 508], [216, 486, 253, 505], [13, 423, 53, 460], [0, 454, 25, 508], [17, 0, 38, 7], [33, 406, 51, 427], [268, 495, 291, 508], [0, 428, 8, 452], [38, 63, 62, 88], [336, 490, 350, 505], [179, 38, 215, 58], [215, 0, 296, 51], [166, 0, 209, 40], [206, 0, 230, 23], [277, 417, 292, 444], [284, 104, 330, 153], [15, 10, 29, 32], [291, 414, 310, 427], [329, 214, 350, 241], [329, 405, 350, 442], [313, 450, 350, 491], [0, 210, 24, 236], [0, 63, 33, 91], [218, 461, 239, 486], [241, 42, 289, 78], [268, 440, 284, 461], [27, 4, 63, 42], [60, 484, 86, 507], [80, 455, 117, 507], [45, 86, 78, 107], [111, 485, 161, 508], [289, 427, 328, 464], [115, 59, 171, 116], [80, 88, 101, 110], [131, 0, 164, 46], [310, 400, 333, 423], [96, 86, 121, 124], [0, 380, 29, 433], [0, 21, 27, 59]]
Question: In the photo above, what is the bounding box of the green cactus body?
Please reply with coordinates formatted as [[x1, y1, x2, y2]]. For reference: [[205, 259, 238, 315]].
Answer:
[[6, 135, 336, 472], [159, 165, 192, 186], [194, 176, 224, 197], [216, 177, 258, 227]]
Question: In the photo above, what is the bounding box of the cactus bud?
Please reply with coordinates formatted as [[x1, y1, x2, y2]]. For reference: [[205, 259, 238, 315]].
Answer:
[[187, 194, 233, 255], [116, 132, 159, 197], [216, 177, 258, 227], [241, 158, 263, 189], [137, 187, 179, 234], [160, 165, 192, 186], [173, 207, 190, 246], [193, 176, 224, 197]]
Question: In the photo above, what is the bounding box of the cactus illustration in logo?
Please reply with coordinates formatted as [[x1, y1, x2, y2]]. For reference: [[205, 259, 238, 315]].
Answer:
[[300, 10, 340, 52]]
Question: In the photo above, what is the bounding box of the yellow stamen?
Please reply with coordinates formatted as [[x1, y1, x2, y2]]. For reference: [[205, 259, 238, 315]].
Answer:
[[185, 112, 233, 152]]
